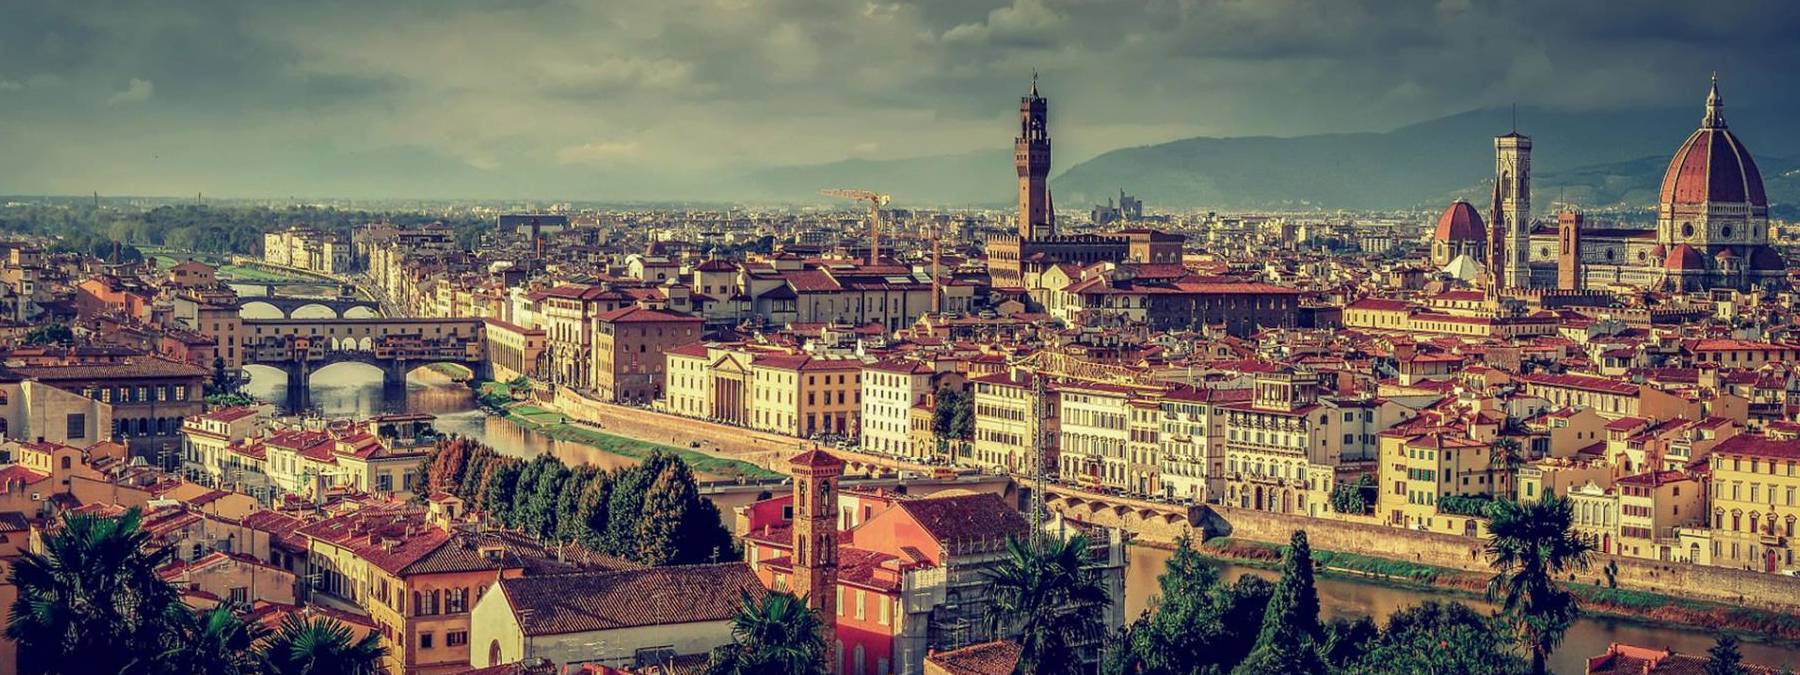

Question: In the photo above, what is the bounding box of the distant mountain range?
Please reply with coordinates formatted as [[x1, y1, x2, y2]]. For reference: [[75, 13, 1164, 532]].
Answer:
[[740, 104, 1800, 213]]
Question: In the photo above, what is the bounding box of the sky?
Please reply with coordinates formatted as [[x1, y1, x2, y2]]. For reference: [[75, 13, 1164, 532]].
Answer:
[[3, 0, 1800, 201]]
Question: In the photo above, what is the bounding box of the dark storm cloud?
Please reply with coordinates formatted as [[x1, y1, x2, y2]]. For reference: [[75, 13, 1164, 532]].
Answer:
[[3, 0, 1798, 199]]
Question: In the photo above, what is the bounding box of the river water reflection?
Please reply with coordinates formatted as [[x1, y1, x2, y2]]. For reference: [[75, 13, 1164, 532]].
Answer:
[[1127, 545, 1800, 674], [242, 364, 641, 473]]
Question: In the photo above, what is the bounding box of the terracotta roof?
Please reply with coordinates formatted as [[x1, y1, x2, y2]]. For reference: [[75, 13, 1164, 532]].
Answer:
[[1659, 80, 1766, 208], [1712, 434, 1800, 461], [498, 562, 764, 636], [1587, 642, 1776, 675], [926, 640, 1024, 675], [790, 449, 845, 469], [1520, 373, 1640, 396], [1432, 201, 1485, 242], [593, 305, 701, 324], [897, 494, 1030, 548]]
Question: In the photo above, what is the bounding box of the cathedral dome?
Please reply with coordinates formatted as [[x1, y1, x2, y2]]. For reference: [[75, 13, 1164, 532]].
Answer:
[[1433, 201, 1485, 242], [1750, 245, 1786, 271], [1665, 243, 1706, 271], [1650, 243, 1668, 259], [1715, 248, 1738, 260], [1659, 77, 1767, 209]]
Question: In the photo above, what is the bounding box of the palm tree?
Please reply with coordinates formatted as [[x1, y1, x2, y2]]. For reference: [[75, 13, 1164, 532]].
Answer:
[[7, 508, 177, 675], [1485, 494, 1596, 675], [150, 603, 269, 675], [705, 590, 828, 675], [984, 534, 1111, 675], [261, 613, 387, 675]]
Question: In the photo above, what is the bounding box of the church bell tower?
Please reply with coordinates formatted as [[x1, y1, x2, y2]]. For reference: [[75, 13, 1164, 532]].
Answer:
[[1017, 74, 1053, 240], [789, 448, 843, 642], [1496, 126, 1532, 288]]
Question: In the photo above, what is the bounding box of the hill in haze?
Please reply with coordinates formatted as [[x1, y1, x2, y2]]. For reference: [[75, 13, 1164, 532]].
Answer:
[[1049, 104, 1800, 211]]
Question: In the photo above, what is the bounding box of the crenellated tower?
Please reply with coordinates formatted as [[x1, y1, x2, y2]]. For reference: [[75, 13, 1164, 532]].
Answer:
[[1017, 73, 1053, 240]]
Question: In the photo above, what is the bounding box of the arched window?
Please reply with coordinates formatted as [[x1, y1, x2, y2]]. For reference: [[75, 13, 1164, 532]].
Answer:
[[488, 640, 502, 667]]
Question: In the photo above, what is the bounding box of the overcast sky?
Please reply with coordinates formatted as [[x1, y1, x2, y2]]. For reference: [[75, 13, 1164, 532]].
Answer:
[[4, 0, 1799, 200]]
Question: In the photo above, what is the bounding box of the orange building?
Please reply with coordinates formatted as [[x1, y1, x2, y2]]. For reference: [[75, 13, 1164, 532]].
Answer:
[[297, 504, 534, 674]]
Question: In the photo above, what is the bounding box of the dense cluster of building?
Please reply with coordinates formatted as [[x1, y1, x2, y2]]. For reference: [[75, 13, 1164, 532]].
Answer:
[[0, 74, 1797, 674]]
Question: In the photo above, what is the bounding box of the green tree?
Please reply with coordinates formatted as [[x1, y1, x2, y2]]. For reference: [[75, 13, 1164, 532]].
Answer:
[[1342, 601, 1526, 675], [704, 591, 828, 675], [1321, 616, 1379, 669], [602, 453, 673, 555], [454, 447, 494, 503], [478, 459, 524, 526], [150, 603, 269, 675], [1705, 634, 1745, 675], [260, 613, 387, 675], [637, 459, 734, 565], [23, 323, 74, 346], [553, 466, 600, 543], [7, 508, 178, 675], [1485, 495, 1596, 675], [1330, 475, 1377, 515], [511, 455, 562, 536], [210, 356, 232, 392], [983, 535, 1111, 675], [575, 472, 615, 550], [1232, 530, 1327, 675]]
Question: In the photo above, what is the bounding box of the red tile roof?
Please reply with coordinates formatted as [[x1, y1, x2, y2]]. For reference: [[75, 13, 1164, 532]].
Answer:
[[498, 563, 764, 636], [1711, 434, 1800, 461], [926, 640, 1024, 675]]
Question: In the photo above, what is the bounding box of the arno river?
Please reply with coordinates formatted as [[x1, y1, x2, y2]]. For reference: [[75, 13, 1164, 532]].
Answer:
[[237, 289, 1799, 673]]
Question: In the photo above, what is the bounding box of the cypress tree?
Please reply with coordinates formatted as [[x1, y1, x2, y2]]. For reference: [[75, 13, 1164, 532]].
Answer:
[[1232, 530, 1327, 675]]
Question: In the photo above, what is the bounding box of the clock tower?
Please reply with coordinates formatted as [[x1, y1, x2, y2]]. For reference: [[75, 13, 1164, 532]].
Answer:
[[1017, 73, 1053, 240]]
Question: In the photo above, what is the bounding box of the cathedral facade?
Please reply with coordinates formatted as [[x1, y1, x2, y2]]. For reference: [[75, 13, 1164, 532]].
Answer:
[[1521, 77, 1785, 292]]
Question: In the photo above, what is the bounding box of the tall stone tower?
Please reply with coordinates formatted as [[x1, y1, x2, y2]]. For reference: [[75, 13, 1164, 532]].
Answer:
[[789, 448, 844, 636], [1496, 128, 1532, 288], [1017, 74, 1053, 240], [1557, 210, 1584, 291]]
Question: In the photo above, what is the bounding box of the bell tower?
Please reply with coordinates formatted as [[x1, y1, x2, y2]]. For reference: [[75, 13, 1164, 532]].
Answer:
[[789, 448, 844, 637], [1017, 73, 1053, 240], [1496, 124, 1532, 288]]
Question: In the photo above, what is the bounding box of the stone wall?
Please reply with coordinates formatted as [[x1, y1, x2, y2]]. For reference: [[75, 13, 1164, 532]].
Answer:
[[549, 387, 937, 477], [1204, 504, 1800, 614], [1051, 497, 1800, 614]]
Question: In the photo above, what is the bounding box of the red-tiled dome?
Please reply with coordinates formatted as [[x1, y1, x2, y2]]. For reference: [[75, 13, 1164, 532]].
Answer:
[[1650, 244, 1668, 259], [1665, 243, 1706, 271], [1715, 247, 1738, 260], [1659, 78, 1767, 208], [1750, 245, 1786, 271], [1433, 201, 1484, 242]]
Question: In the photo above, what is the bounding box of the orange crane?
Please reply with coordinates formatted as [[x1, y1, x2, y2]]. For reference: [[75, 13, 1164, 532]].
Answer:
[[820, 188, 890, 265]]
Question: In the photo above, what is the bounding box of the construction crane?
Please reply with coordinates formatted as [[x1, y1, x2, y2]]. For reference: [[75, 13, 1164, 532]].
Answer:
[[820, 188, 890, 265]]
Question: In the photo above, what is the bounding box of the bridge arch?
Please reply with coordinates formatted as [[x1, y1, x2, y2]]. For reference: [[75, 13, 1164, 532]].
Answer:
[[288, 303, 341, 320], [238, 300, 284, 319], [343, 305, 380, 319]]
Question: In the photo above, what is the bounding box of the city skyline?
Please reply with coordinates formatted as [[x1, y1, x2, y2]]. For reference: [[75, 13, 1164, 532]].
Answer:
[[5, 1, 1800, 201]]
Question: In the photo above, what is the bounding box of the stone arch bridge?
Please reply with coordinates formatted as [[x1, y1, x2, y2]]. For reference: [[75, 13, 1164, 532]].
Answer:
[[236, 296, 381, 319], [243, 317, 488, 410]]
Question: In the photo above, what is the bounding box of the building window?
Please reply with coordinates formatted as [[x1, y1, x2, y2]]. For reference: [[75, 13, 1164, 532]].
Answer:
[[66, 414, 86, 440], [446, 631, 468, 647], [420, 632, 433, 649]]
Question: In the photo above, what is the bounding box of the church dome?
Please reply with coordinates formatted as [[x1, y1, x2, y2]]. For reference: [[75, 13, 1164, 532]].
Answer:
[[1750, 245, 1786, 271], [1665, 243, 1706, 271], [1659, 76, 1767, 209], [1433, 201, 1485, 242], [1715, 247, 1738, 260], [1650, 243, 1668, 259]]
